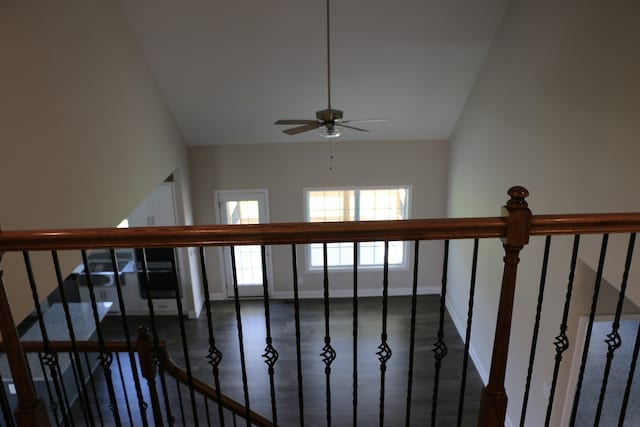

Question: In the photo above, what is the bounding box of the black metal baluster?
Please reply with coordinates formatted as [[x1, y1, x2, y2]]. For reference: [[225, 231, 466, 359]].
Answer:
[[170, 249, 200, 427], [544, 235, 580, 427], [377, 241, 392, 426], [53, 250, 96, 426], [109, 249, 149, 427], [114, 352, 135, 426], [457, 238, 480, 427], [594, 233, 636, 424], [320, 243, 336, 427], [260, 245, 279, 425], [291, 245, 305, 426], [36, 353, 61, 427], [519, 236, 552, 427], [56, 353, 74, 426], [0, 368, 15, 427], [352, 242, 359, 427], [569, 234, 609, 426], [230, 246, 251, 426], [67, 351, 91, 426], [431, 240, 449, 427], [204, 396, 212, 427], [618, 320, 640, 426], [175, 377, 187, 426], [405, 241, 420, 427], [80, 250, 122, 426], [83, 352, 105, 426], [139, 247, 174, 425], [198, 247, 225, 426], [23, 251, 66, 425]]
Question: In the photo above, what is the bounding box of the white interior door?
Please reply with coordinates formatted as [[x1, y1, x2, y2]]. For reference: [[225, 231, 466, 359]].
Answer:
[[216, 190, 271, 297]]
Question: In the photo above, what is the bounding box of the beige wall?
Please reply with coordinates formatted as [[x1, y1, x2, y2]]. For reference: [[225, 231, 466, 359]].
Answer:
[[447, 0, 640, 425], [189, 139, 449, 298], [0, 0, 188, 322]]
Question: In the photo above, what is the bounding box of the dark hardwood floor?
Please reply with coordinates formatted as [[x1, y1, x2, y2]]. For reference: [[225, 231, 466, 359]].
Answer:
[[70, 295, 483, 426]]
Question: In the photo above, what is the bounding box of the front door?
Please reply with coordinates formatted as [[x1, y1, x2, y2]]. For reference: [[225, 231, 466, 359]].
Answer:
[[216, 190, 271, 297]]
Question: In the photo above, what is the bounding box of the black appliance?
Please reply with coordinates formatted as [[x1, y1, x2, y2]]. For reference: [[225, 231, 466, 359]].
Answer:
[[135, 248, 180, 299]]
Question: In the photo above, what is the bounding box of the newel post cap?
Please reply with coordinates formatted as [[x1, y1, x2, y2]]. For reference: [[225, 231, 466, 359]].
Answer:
[[506, 186, 529, 208]]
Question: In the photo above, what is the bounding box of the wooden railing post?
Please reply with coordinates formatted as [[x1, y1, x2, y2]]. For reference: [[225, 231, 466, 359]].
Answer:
[[478, 186, 531, 427], [137, 327, 164, 426], [0, 252, 50, 426]]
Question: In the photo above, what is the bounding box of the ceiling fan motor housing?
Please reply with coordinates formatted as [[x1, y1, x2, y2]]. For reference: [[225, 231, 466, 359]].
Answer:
[[316, 108, 343, 122]]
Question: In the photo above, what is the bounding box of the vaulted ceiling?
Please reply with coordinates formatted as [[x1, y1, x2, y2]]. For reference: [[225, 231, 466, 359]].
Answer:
[[118, 0, 510, 145]]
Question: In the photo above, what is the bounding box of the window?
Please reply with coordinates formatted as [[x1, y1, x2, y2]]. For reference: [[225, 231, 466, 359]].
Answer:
[[306, 187, 410, 268]]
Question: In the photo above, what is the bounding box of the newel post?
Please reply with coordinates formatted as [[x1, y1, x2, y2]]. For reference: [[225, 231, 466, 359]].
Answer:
[[0, 251, 50, 426], [137, 327, 164, 426], [478, 186, 532, 427]]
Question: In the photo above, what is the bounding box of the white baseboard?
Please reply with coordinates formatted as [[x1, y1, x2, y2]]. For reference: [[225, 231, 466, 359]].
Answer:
[[445, 298, 489, 385], [271, 286, 441, 299], [446, 298, 518, 427]]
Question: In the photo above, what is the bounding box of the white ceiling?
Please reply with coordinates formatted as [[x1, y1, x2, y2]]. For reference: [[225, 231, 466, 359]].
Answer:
[[118, 0, 510, 145]]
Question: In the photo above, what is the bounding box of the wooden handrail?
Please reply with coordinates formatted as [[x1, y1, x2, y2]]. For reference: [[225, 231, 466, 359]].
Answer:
[[2, 213, 640, 253], [0, 217, 508, 251], [160, 350, 275, 427], [530, 213, 640, 235], [0, 339, 274, 426]]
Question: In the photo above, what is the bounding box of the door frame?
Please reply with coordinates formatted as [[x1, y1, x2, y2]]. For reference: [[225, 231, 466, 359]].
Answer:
[[214, 189, 273, 298]]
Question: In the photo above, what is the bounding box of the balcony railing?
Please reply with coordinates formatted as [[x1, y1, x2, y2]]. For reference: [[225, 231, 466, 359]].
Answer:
[[2, 186, 640, 426]]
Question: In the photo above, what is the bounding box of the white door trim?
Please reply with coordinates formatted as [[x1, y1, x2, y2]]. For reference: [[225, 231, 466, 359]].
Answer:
[[214, 189, 272, 298]]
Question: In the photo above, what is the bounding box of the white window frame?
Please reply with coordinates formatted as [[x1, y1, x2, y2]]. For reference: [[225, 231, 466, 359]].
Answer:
[[304, 186, 412, 271]]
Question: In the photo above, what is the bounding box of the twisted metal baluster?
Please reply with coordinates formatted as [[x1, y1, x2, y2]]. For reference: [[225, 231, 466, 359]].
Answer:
[[457, 238, 480, 427], [594, 233, 636, 424], [169, 249, 200, 427], [0, 368, 16, 427], [377, 241, 392, 426], [230, 246, 252, 426], [618, 320, 640, 426], [405, 241, 420, 427], [352, 242, 359, 427], [80, 250, 122, 426], [199, 247, 225, 426], [431, 240, 450, 426], [568, 234, 609, 426], [23, 251, 67, 425], [55, 250, 98, 425], [260, 245, 279, 424], [109, 249, 148, 426], [320, 243, 337, 427], [174, 376, 187, 426], [83, 352, 105, 426], [139, 248, 174, 425], [544, 235, 580, 427], [291, 245, 305, 426], [519, 236, 551, 427], [114, 352, 135, 426], [35, 353, 60, 427]]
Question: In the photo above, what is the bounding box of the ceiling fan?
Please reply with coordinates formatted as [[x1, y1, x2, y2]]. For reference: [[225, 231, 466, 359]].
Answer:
[[275, 0, 386, 138]]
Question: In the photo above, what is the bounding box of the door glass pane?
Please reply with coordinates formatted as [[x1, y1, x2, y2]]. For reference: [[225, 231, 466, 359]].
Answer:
[[226, 200, 260, 225], [225, 200, 262, 286]]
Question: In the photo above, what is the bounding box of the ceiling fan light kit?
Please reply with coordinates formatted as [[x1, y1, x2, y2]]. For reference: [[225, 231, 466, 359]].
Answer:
[[275, 0, 386, 139]]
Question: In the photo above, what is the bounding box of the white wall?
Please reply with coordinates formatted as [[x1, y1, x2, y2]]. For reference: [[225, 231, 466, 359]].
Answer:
[[447, 0, 640, 425], [189, 139, 448, 298], [0, 0, 189, 322]]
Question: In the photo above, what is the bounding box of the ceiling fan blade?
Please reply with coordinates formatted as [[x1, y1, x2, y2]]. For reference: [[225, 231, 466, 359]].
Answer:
[[335, 123, 370, 132], [275, 119, 318, 125], [340, 119, 389, 124], [282, 122, 323, 135]]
